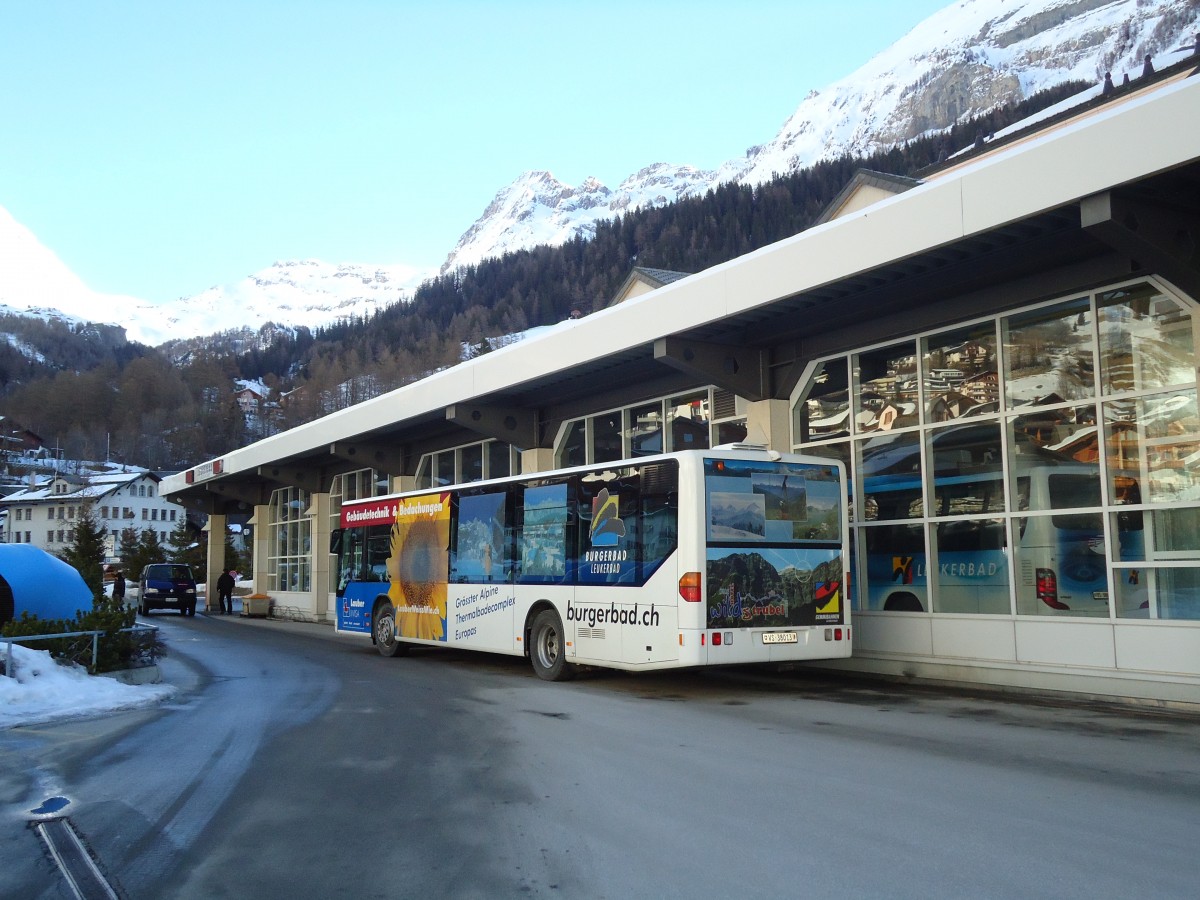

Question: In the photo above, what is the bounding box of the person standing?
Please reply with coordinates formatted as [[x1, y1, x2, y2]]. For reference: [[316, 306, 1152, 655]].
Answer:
[[216, 569, 235, 615], [112, 570, 126, 605]]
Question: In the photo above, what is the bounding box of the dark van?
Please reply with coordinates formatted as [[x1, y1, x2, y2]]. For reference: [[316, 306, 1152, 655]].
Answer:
[[138, 563, 198, 616]]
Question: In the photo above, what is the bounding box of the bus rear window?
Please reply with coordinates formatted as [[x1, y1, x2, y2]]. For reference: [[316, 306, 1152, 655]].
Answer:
[[705, 458, 842, 544]]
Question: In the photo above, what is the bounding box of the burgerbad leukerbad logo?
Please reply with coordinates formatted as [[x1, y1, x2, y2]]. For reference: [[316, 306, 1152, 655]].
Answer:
[[589, 488, 625, 547]]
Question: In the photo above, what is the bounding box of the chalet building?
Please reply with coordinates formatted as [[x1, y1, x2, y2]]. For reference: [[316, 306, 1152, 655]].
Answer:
[[166, 57, 1200, 705], [1, 470, 185, 563]]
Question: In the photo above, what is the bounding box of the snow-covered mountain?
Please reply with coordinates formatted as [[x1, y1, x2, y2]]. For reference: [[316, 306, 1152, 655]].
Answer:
[[443, 0, 1199, 271], [2, 0, 1197, 345], [126, 259, 425, 347]]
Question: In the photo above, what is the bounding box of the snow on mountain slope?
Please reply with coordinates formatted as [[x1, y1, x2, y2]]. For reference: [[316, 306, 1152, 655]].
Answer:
[[0, 205, 143, 332], [444, 0, 1199, 272], [443, 165, 718, 273], [128, 259, 426, 346], [0, 200, 425, 346]]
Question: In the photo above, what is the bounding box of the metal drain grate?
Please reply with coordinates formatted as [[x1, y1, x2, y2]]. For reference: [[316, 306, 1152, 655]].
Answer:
[[32, 817, 120, 900]]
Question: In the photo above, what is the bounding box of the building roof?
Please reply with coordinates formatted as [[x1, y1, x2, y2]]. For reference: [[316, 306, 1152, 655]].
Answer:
[[0, 470, 159, 505], [606, 266, 693, 307]]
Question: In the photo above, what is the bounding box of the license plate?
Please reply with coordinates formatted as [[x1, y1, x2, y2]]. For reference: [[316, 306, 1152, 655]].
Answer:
[[762, 632, 797, 644]]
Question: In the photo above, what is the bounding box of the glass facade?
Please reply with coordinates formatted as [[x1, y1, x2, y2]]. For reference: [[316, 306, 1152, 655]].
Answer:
[[267, 486, 311, 593], [416, 440, 519, 489], [554, 388, 747, 467], [793, 280, 1200, 621], [328, 468, 389, 592]]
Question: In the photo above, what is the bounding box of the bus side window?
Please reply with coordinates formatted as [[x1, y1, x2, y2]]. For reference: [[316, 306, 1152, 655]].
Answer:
[[365, 532, 390, 582], [641, 491, 678, 581], [517, 480, 571, 584], [450, 489, 510, 584]]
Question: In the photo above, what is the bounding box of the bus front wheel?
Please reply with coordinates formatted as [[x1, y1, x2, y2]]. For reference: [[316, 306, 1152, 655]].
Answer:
[[373, 601, 409, 658], [530, 609, 574, 682]]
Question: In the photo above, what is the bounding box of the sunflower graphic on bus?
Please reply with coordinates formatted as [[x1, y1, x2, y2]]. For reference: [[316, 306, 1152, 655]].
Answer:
[[386, 493, 451, 641]]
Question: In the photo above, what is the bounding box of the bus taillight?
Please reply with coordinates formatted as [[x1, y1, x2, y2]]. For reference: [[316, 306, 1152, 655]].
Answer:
[[1036, 568, 1070, 610], [679, 572, 702, 602]]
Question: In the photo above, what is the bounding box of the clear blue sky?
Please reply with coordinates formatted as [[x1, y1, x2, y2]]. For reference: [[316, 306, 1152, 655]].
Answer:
[[1, 1, 949, 303]]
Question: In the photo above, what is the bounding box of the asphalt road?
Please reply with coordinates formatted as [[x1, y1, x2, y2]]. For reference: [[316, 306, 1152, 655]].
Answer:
[[3, 611, 1199, 899]]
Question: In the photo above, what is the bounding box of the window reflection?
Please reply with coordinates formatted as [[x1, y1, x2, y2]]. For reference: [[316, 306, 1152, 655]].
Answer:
[[1003, 298, 1096, 406], [927, 423, 1005, 515], [931, 518, 1010, 614], [797, 359, 850, 442], [854, 343, 918, 433], [559, 420, 587, 468], [628, 402, 663, 456], [859, 431, 923, 520], [668, 393, 710, 451], [1098, 284, 1195, 394], [592, 411, 623, 463], [923, 324, 998, 421], [795, 280, 1198, 621], [1104, 389, 1199, 504]]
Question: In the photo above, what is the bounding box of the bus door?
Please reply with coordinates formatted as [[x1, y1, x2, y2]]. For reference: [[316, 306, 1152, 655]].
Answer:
[[335, 524, 392, 634], [572, 462, 680, 666], [448, 488, 517, 651]]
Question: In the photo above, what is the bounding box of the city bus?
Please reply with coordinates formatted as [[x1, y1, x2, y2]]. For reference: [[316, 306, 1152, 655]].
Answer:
[[332, 447, 850, 680]]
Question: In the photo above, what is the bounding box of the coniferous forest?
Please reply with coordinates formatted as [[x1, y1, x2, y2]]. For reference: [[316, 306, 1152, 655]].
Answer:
[[0, 82, 1088, 471]]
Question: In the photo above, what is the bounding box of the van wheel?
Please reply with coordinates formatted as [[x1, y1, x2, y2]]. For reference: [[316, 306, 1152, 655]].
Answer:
[[884, 593, 924, 612], [530, 609, 573, 682], [373, 601, 408, 658]]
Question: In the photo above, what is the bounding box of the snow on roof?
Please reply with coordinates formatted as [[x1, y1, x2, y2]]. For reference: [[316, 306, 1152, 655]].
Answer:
[[0, 470, 159, 504]]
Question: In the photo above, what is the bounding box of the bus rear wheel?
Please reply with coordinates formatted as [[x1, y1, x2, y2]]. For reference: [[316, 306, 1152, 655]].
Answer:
[[530, 609, 573, 682], [373, 601, 409, 658]]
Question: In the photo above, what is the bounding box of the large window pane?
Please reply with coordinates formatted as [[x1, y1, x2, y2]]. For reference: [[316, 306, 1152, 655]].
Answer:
[[558, 420, 586, 468], [1098, 283, 1195, 395], [1104, 388, 1199, 504], [928, 422, 1005, 515], [487, 441, 511, 479], [1012, 514, 1107, 617], [860, 431, 923, 520], [628, 402, 664, 456], [796, 359, 850, 442], [931, 518, 1010, 614], [861, 522, 926, 611], [433, 452, 455, 487], [1115, 566, 1200, 620], [668, 393, 710, 451], [592, 411, 623, 463], [1002, 298, 1096, 406], [923, 323, 998, 422], [854, 343, 918, 434], [1111, 507, 1200, 561], [460, 443, 483, 484]]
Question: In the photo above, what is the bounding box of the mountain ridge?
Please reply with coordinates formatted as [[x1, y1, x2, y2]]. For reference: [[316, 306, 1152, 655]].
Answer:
[[1, 0, 1196, 346]]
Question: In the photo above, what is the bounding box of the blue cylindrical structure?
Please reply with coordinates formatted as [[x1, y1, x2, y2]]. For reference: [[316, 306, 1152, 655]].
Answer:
[[0, 545, 93, 626]]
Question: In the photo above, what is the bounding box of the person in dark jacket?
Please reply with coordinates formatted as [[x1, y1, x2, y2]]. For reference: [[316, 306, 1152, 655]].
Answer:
[[112, 570, 126, 604], [216, 569, 235, 615]]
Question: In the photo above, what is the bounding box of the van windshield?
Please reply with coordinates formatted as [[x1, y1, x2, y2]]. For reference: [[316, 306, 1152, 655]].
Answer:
[[150, 565, 193, 580]]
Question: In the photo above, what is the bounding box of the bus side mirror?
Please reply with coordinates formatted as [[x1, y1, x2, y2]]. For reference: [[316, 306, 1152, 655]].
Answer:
[[329, 529, 343, 554]]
